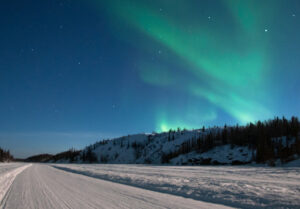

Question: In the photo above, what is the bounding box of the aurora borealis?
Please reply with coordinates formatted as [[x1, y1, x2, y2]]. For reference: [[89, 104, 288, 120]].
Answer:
[[0, 0, 300, 157]]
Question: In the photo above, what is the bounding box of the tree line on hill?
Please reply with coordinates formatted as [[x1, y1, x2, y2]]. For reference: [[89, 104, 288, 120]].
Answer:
[[79, 116, 300, 165], [25, 116, 300, 165], [162, 116, 300, 165], [25, 149, 80, 163], [0, 147, 14, 162]]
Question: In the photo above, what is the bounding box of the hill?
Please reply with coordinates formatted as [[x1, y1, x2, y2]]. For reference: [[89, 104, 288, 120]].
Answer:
[[29, 116, 299, 166]]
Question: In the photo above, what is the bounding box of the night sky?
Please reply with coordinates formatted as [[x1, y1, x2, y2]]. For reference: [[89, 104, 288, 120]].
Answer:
[[1, 0, 300, 158]]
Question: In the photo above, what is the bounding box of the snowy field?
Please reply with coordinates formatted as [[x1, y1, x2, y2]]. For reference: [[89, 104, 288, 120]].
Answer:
[[53, 164, 300, 209], [0, 163, 299, 209]]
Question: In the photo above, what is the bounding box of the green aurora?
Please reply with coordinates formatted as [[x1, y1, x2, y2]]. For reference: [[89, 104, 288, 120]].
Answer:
[[89, 0, 296, 132], [104, 0, 275, 131]]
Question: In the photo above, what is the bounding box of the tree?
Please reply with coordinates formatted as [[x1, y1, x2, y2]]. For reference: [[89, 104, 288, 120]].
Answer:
[[85, 147, 97, 163], [0, 147, 13, 162]]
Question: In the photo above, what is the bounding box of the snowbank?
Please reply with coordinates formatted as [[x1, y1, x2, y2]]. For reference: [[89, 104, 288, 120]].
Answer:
[[0, 163, 32, 203]]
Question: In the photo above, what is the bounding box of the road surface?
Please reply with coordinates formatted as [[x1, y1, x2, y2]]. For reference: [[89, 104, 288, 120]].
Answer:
[[1, 164, 232, 209]]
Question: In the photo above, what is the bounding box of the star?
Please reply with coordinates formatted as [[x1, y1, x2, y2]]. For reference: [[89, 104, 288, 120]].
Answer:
[[292, 14, 296, 17], [158, 50, 162, 54], [208, 16, 211, 20], [78, 62, 81, 65], [264, 29, 268, 32]]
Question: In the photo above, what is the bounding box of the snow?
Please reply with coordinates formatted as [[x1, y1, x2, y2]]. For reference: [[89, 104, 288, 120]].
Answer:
[[272, 136, 296, 148], [78, 130, 255, 165], [53, 163, 300, 208], [171, 145, 253, 165], [1, 164, 232, 209], [79, 129, 229, 165], [1, 163, 299, 208], [0, 163, 31, 204], [94, 134, 149, 163], [58, 129, 298, 165], [284, 157, 300, 167]]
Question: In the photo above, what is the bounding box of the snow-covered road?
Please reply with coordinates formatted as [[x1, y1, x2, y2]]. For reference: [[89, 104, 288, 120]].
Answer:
[[1, 164, 232, 209]]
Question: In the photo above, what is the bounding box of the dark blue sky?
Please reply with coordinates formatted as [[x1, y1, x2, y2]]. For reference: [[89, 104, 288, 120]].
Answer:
[[1, 0, 300, 158]]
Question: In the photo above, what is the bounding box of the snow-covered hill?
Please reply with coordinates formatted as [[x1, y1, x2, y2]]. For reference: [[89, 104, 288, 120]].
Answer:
[[80, 129, 208, 164], [66, 127, 288, 165], [39, 117, 300, 165]]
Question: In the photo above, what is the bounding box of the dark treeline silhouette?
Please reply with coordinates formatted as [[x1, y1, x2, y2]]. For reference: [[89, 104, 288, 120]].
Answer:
[[162, 116, 300, 165], [25, 154, 53, 162], [81, 146, 98, 163], [0, 147, 14, 162], [26, 149, 80, 163], [50, 148, 81, 162], [26, 147, 98, 163]]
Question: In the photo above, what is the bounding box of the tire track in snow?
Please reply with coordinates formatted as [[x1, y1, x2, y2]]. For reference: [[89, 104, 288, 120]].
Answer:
[[2, 164, 233, 209], [0, 164, 32, 206]]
